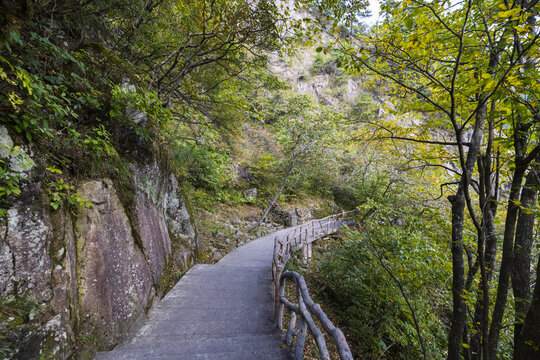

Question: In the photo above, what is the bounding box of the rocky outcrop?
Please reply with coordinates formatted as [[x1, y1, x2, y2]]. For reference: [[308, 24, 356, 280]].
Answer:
[[2, 205, 52, 302], [243, 188, 257, 203], [232, 164, 254, 182], [270, 201, 341, 227], [75, 180, 154, 349], [271, 204, 298, 227], [0, 129, 197, 359]]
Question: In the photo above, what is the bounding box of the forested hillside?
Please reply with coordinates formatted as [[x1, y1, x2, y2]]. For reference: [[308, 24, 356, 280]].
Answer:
[[0, 0, 539, 359]]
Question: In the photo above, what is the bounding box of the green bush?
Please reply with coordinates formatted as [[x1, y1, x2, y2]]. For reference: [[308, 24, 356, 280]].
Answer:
[[310, 218, 450, 359], [173, 144, 232, 192], [250, 153, 279, 195]]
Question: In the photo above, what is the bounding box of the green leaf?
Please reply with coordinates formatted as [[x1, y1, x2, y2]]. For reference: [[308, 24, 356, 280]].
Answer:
[[46, 166, 63, 174], [9, 31, 23, 45], [404, 17, 413, 29]]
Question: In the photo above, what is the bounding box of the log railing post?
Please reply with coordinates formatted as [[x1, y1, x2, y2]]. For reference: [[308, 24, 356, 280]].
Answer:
[[295, 318, 307, 360], [277, 270, 285, 327], [285, 311, 297, 346]]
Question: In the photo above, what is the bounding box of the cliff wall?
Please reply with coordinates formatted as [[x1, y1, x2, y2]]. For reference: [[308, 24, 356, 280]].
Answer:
[[0, 125, 198, 359]]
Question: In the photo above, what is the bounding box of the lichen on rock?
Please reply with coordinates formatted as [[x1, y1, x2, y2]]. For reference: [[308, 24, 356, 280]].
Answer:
[[4, 205, 52, 302], [75, 179, 154, 347]]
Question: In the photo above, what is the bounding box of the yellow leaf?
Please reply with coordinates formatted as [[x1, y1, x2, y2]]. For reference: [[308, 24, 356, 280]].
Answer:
[[515, 25, 528, 34], [498, 8, 520, 19]]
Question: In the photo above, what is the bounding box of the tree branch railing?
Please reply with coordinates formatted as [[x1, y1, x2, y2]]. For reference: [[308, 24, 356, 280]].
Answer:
[[278, 271, 353, 360], [271, 211, 357, 360]]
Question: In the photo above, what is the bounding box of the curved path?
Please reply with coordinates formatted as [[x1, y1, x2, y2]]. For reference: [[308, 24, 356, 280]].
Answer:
[[96, 228, 293, 360]]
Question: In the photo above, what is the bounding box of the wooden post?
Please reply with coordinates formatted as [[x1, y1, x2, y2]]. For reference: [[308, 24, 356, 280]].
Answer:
[[277, 272, 285, 328], [295, 318, 307, 360], [272, 236, 279, 281], [296, 282, 309, 360], [286, 311, 297, 346], [303, 228, 309, 264]]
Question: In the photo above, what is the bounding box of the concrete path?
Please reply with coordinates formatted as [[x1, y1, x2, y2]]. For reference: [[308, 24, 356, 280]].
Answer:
[[95, 228, 293, 360]]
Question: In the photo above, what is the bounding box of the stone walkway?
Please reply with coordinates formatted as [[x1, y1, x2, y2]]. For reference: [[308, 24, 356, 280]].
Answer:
[[95, 228, 292, 360]]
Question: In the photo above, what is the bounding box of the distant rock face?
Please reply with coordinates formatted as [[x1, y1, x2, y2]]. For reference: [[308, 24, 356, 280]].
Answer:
[[0, 129, 197, 359], [269, 43, 364, 108], [345, 78, 359, 103]]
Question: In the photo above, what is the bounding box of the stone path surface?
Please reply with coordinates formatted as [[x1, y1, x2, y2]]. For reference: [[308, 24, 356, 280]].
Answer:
[[95, 228, 293, 360]]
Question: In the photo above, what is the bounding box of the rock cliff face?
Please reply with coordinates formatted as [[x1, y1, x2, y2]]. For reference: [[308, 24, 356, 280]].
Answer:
[[0, 126, 197, 359]]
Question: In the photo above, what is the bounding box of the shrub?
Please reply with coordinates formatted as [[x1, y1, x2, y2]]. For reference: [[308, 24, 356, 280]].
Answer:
[[309, 218, 450, 359]]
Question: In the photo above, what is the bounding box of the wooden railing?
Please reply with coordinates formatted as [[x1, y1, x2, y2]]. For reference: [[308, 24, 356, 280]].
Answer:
[[272, 211, 357, 360], [278, 271, 353, 360]]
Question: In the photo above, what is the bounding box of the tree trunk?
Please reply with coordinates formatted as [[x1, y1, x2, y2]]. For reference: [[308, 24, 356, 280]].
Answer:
[[487, 162, 527, 359], [448, 50, 496, 357], [447, 191, 467, 360], [516, 252, 540, 359], [471, 138, 499, 360], [513, 166, 539, 358], [448, 92, 488, 359], [509, 2, 539, 356], [487, 119, 533, 359]]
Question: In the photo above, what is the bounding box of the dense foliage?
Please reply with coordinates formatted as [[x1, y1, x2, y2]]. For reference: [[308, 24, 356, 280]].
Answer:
[[311, 219, 450, 359], [0, 0, 281, 213], [320, 0, 540, 359]]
